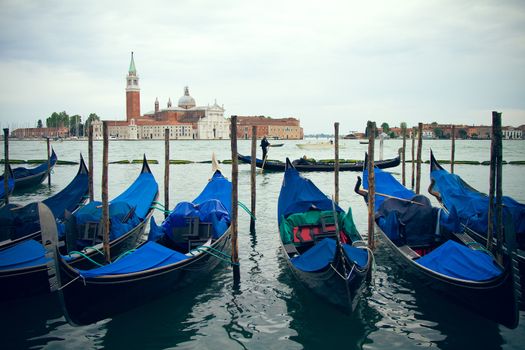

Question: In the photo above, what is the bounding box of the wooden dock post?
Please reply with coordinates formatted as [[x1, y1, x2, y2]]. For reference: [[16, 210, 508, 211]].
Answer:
[[164, 128, 170, 218], [379, 132, 384, 161], [250, 125, 257, 233], [334, 122, 340, 204], [102, 121, 111, 263], [88, 124, 94, 202], [415, 123, 423, 194], [401, 122, 407, 186], [367, 121, 376, 250], [47, 137, 51, 188], [230, 116, 240, 283], [3, 128, 9, 205], [411, 127, 416, 190], [493, 112, 504, 263], [451, 125, 456, 174]]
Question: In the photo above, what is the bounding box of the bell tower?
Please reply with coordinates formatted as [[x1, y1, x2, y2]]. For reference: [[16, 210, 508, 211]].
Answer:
[[126, 52, 141, 122]]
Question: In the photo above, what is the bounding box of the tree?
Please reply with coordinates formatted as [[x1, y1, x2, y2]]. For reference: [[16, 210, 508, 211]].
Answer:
[[46, 111, 69, 128], [69, 115, 82, 136], [431, 121, 438, 126], [433, 127, 444, 139], [381, 122, 390, 133], [84, 113, 100, 132], [37, 119, 43, 128], [458, 129, 468, 139]]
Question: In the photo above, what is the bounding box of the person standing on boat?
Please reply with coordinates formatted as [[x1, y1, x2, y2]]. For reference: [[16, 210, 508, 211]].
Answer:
[[260, 136, 271, 160]]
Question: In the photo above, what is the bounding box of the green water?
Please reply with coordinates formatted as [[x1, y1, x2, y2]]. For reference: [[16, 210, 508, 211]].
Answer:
[[1, 139, 524, 349]]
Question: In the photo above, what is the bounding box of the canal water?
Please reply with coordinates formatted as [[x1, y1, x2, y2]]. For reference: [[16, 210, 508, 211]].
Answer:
[[1, 139, 524, 349]]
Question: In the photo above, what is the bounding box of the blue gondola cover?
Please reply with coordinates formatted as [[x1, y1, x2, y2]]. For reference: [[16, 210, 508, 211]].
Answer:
[[77, 241, 188, 278], [278, 165, 342, 223], [416, 240, 502, 281], [0, 240, 48, 270]]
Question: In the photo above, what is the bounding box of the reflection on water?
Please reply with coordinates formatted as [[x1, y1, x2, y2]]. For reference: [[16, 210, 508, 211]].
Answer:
[[1, 140, 524, 349]]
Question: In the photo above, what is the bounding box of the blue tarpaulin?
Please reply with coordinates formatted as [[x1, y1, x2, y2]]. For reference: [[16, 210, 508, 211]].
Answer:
[[278, 164, 342, 224], [0, 240, 48, 270], [149, 171, 232, 241], [73, 170, 157, 241], [290, 238, 368, 272], [77, 241, 188, 278], [363, 166, 414, 210], [416, 240, 502, 281], [431, 168, 525, 239]]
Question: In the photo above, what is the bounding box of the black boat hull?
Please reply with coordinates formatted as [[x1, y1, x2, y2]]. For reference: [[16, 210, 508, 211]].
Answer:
[[281, 241, 370, 312], [377, 225, 519, 329], [0, 215, 151, 301], [238, 153, 400, 172], [56, 228, 232, 325]]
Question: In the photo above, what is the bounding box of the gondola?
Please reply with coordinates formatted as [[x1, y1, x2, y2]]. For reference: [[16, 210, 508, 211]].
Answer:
[[354, 161, 519, 329], [0, 148, 58, 191], [44, 162, 232, 325], [0, 156, 158, 301], [238, 149, 400, 172], [429, 150, 525, 307], [278, 158, 372, 312], [0, 154, 89, 248]]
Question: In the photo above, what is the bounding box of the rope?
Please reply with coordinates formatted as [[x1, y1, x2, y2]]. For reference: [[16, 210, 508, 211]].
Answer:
[[83, 245, 105, 256], [114, 249, 137, 262], [152, 201, 166, 208], [150, 205, 170, 214], [238, 201, 256, 220], [66, 250, 104, 267], [190, 246, 239, 266], [58, 275, 80, 290]]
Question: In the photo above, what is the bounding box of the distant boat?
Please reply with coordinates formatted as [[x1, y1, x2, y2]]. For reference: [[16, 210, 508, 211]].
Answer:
[[270, 143, 284, 147], [359, 140, 369, 145], [296, 142, 344, 150]]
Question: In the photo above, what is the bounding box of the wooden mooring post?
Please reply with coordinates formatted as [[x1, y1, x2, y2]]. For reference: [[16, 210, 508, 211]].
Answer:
[[415, 123, 423, 194], [164, 128, 170, 218], [88, 124, 94, 202], [411, 127, 416, 190], [367, 121, 376, 250], [3, 128, 9, 205], [47, 137, 51, 188], [451, 125, 456, 174], [489, 112, 504, 262], [401, 123, 407, 186], [250, 125, 257, 233], [102, 121, 111, 263], [334, 122, 340, 204], [230, 116, 240, 283]]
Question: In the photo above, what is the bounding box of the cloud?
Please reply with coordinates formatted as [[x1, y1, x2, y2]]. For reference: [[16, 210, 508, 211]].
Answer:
[[0, 0, 524, 133]]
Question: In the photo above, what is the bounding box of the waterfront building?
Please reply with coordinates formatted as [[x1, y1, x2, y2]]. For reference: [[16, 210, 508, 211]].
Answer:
[[236, 116, 303, 140]]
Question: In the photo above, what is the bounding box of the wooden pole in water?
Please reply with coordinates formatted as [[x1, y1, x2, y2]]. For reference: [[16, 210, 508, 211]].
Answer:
[[493, 112, 504, 263], [250, 125, 257, 233], [379, 133, 384, 161], [367, 121, 376, 250], [487, 117, 496, 252], [411, 127, 416, 190], [451, 125, 456, 174], [164, 128, 170, 218], [334, 122, 340, 204], [401, 123, 406, 186], [3, 128, 9, 205], [102, 121, 111, 263], [88, 124, 94, 202], [47, 137, 51, 188], [416, 123, 423, 194], [230, 115, 240, 283]]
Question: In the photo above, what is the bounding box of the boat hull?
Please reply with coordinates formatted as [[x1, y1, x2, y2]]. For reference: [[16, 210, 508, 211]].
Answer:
[[377, 226, 519, 329], [56, 229, 232, 325]]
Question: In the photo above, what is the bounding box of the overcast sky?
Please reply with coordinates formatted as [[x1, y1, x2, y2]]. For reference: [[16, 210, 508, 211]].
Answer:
[[0, 0, 524, 133]]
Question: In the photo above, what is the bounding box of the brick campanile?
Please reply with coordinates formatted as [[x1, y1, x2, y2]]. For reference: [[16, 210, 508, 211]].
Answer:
[[126, 52, 141, 121]]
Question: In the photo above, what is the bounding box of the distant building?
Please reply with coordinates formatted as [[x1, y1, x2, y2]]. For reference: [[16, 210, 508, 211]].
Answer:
[[104, 52, 229, 140], [11, 127, 69, 139], [502, 126, 522, 140], [235, 116, 303, 140]]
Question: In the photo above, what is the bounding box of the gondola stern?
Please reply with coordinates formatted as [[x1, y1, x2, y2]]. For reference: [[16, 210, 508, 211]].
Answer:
[[141, 154, 153, 174], [429, 149, 444, 172]]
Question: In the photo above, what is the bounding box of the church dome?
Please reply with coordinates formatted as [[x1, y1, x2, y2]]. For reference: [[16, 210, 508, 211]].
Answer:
[[178, 86, 196, 109]]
